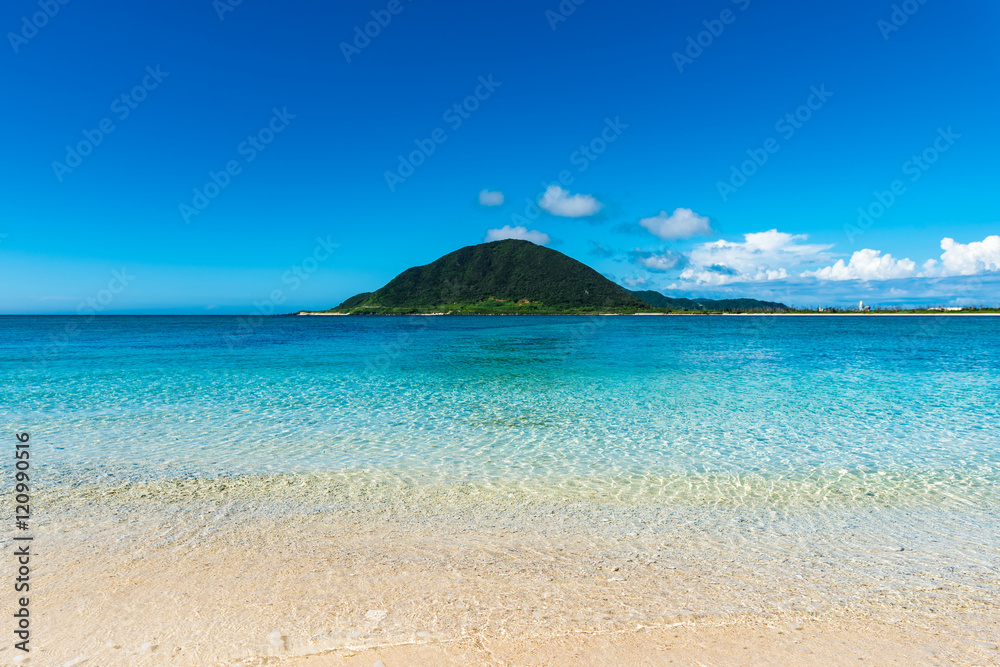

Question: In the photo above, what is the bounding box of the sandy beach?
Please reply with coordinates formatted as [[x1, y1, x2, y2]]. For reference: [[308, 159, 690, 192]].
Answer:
[[8, 316, 1000, 666], [10, 475, 998, 666], [283, 620, 995, 666]]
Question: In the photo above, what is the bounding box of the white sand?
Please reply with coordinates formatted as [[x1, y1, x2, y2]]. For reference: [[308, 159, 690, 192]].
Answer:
[[7, 480, 997, 666]]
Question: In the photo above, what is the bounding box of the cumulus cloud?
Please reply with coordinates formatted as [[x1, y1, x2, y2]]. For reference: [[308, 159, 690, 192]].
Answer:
[[485, 225, 551, 245], [538, 186, 603, 217], [678, 229, 832, 286], [801, 235, 1000, 283], [622, 276, 648, 288], [923, 235, 1000, 277], [803, 249, 918, 281], [629, 249, 682, 273], [639, 208, 712, 240], [478, 189, 504, 206]]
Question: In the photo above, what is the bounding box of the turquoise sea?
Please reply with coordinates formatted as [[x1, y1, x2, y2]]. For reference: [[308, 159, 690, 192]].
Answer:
[[4, 315, 1000, 508], [5, 315, 1000, 662]]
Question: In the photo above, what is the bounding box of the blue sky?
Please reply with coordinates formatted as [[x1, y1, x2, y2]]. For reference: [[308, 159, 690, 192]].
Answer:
[[1, 0, 998, 313]]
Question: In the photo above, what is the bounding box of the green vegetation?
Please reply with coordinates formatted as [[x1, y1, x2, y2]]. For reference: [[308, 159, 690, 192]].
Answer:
[[629, 291, 790, 313], [333, 292, 374, 310], [326, 240, 652, 314], [305, 239, 995, 316]]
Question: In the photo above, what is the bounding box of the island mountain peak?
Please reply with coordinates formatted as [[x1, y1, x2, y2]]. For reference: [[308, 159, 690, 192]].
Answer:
[[331, 239, 648, 314], [323, 240, 788, 314]]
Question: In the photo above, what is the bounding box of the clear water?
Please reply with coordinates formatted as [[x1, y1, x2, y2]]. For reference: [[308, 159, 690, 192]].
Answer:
[[7, 315, 1000, 665], [3, 315, 999, 511]]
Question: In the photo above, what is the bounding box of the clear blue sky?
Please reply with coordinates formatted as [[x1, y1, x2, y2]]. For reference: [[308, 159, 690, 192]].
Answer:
[[2, 0, 998, 312]]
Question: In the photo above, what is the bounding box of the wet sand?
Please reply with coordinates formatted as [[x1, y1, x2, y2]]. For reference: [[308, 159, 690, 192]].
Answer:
[[8, 478, 999, 666], [285, 620, 997, 666]]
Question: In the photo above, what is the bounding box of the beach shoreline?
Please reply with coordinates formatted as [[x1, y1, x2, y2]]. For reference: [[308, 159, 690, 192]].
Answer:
[[12, 480, 998, 666], [7, 316, 999, 666]]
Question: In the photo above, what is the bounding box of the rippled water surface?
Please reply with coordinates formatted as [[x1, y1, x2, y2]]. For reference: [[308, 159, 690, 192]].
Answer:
[[6, 315, 1000, 665], [3, 315, 999, 509]]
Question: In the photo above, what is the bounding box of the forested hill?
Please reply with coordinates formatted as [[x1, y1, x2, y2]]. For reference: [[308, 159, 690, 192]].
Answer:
[[629, 291, 791, 312], [330, 240, 650, 314]]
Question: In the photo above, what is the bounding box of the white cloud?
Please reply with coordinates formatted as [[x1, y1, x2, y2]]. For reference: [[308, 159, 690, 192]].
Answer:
[[800, 235, 1000, 283], [622, 276, 648, 288], [803, 249, 917, 281], [478, 189, 504, 206], [538, 186, 603, 217], [630, 249, 681, 272], [678, 229, 832, 286], [922, 235, 1000, 277], [485, 225, 551, 245], [639, 208, 712, 240]]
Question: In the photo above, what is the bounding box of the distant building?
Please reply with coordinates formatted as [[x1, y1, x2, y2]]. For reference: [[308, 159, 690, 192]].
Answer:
[[858, 300, 871, 312]]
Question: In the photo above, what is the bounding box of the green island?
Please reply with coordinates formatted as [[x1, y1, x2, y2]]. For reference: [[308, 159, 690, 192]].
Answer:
[[298, 240, 998, 316]]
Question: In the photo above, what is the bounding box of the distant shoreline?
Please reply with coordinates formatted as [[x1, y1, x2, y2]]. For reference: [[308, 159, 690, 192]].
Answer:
[[296, 311, 1000, 317]]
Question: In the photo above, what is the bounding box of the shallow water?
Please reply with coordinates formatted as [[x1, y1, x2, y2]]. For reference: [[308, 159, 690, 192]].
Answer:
[[4, 315, 1000, 509], [4, 315, 1000, 664]]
